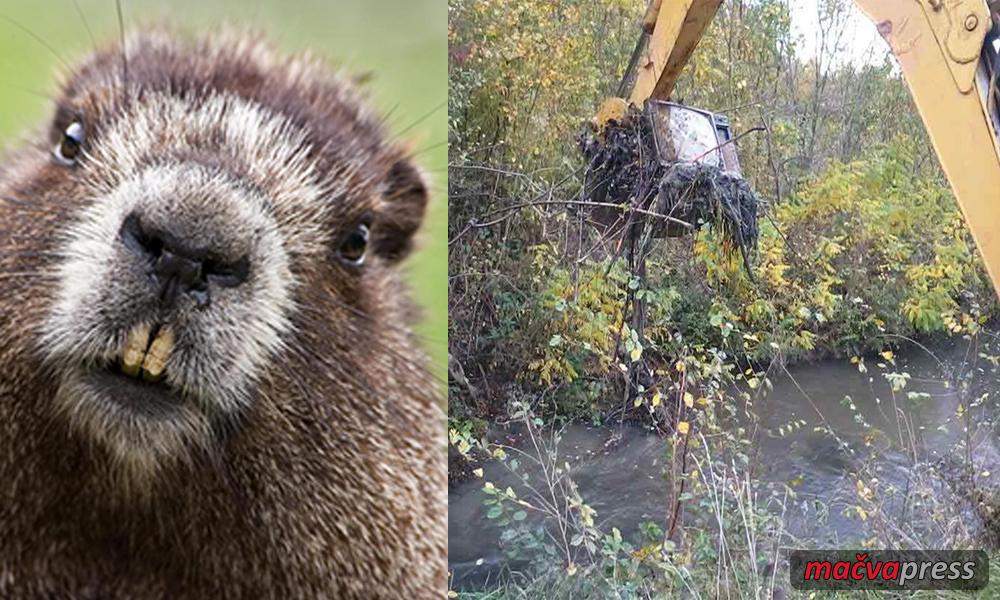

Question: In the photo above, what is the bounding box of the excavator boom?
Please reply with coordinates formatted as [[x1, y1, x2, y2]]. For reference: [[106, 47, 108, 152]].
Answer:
[[630, 0, 723, 106], [854, 0, 1000, 296], [594, 0, 724, 126]]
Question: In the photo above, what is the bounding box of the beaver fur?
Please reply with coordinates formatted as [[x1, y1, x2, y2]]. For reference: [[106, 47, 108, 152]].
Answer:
[[0, 27, 445, 598]]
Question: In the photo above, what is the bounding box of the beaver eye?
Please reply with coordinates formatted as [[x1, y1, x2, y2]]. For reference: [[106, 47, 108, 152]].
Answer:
[[53, 121, 85, 166], [339, 222, 369, 266]]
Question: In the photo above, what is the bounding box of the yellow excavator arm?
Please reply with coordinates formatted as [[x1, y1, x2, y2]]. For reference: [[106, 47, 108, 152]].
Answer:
[[597, 0, 1000, 296], [854, 0, 1000, 296], [593, 0, 723, 128], [630, 0, 723, 105]]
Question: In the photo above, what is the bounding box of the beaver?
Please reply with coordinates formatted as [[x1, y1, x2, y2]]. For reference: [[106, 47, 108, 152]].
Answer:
[[0, 27, 445, 598]]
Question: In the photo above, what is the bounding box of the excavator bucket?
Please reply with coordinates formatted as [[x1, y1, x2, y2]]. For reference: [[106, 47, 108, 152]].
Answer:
[[581, 101, 759, 271], [581, 0, 759, 272]]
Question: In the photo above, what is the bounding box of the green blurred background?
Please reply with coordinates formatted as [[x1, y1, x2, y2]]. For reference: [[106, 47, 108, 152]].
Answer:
[[0, 0, 447, 380]]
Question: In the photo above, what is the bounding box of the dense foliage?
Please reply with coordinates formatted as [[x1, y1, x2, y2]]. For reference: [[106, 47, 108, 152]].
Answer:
[[449, 0, 1000, 596], [449, 0, 996, 412], [689, 140, 993, 361]]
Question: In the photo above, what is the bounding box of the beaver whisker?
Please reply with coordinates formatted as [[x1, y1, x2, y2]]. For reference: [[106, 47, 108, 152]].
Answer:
[[411, 139, 448, 158], [3, 83, 55, 103], [377, 102, 402, 129], [115, 0, 129, 104], [391, 100, 447, 140], [68, 0, 97, 53], [0, 14, 73, 77]]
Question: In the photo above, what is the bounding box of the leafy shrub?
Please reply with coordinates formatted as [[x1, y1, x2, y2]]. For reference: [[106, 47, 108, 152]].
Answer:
[[685, 140, 996, 361]]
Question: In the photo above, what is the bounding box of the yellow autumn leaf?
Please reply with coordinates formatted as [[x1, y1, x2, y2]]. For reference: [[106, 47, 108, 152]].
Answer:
[[677, 421, 690, 435], [652, 391, 662, 408], [633, 396, 643, 408], [880, 350, 894, 361], [630, 347, 642, 362], [855, 479, 874, 501], [631, 542, 662, 561], [683, 392, 694, 408], [675, 360, 686, 372], [473, 468, 484, 478]]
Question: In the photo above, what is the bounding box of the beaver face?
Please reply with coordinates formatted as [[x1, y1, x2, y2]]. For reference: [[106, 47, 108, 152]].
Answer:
[[17, 30, 429, 477]]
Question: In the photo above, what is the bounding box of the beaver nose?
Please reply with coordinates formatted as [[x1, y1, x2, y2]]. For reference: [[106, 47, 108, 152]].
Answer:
[[154, 248, 204, 305], [120, 212, 249, 307]]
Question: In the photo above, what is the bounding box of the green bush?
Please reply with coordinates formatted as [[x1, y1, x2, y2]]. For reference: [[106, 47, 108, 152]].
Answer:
[[685, 140, 996, 362]]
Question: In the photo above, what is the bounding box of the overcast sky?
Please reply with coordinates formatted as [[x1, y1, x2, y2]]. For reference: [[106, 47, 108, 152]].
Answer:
[[788, 1, 889, 67]]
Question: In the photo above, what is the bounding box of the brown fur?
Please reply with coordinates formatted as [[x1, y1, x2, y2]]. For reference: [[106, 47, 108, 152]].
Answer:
[[0, 28, 445, 598]]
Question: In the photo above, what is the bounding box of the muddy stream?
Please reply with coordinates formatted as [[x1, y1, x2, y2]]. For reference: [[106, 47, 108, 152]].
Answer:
[[449, 337, 1000, 588]]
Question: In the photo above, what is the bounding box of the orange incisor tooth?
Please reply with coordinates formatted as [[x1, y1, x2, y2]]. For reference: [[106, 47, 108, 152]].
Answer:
[[122, 323, 151, 378], [142, 327, 174, 381]]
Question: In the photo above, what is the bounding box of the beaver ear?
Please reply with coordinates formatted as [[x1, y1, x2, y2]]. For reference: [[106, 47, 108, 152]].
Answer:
[[371, 158, 428, 263]]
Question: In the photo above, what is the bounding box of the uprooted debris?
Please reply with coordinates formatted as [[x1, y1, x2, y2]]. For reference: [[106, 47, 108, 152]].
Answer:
[[657, 162, 760, 271], [580, 108, 760, 275]]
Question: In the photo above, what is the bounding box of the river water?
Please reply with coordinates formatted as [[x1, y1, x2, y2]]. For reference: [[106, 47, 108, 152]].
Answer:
[[448, 336, 1000, 588]]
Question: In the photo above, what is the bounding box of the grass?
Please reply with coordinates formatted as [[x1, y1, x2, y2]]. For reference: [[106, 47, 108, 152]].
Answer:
[[0, 0, 447, 380]]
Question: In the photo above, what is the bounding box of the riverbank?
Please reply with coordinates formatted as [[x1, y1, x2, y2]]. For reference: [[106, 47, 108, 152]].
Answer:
[[448, 334, 1000, 597]]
